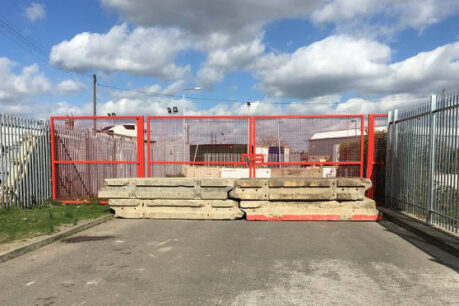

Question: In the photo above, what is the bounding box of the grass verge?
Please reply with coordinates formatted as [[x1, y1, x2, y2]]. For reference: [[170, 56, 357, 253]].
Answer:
[[0, 201, 111, 244]]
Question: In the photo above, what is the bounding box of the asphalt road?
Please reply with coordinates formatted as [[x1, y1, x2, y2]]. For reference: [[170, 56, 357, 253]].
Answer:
[[0, 219, 458, 306]]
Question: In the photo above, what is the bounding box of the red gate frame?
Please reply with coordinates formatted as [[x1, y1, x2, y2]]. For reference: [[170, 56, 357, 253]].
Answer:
[[147, 114, 365, 178], [50, 116, 145, 200], [252, 115, 365, 177], [146, 116, 254, 177], [366, 113, 388, 199]]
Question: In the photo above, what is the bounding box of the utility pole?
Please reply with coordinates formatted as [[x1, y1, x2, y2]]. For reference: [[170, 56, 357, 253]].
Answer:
[[93, 74, 97, 131]]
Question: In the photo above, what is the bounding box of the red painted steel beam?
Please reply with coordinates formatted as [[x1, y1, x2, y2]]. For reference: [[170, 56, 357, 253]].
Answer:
[[360, 114, 365, 177], [137, 116, 145, 177]]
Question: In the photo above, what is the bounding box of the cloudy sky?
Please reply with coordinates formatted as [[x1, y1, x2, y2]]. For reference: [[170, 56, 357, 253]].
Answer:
[[1, 0, 459, 118]]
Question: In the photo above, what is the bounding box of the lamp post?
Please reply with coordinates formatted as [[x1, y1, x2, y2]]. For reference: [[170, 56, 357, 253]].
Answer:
[[181, 87, 201, 162], [350, 119, 357, 137]]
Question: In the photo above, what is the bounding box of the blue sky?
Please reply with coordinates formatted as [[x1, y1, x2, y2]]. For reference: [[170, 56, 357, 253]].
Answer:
[[1, 0, 459, 118]]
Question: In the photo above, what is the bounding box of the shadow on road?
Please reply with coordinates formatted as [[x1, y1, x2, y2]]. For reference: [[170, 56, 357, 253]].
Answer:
[[379, 220, 459, 272], [61, 235, 115, 243]]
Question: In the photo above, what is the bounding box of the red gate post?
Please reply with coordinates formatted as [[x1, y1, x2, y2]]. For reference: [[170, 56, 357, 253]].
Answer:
[[360, 114, 365, 177], [137, 116, 145, 177], [367, 114, 375, 198], [366, 113, 388, 201]]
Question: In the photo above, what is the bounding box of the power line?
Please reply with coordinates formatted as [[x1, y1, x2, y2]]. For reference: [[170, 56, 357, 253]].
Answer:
[[98, 83, 430, 106], [0, 14, 92, 78]]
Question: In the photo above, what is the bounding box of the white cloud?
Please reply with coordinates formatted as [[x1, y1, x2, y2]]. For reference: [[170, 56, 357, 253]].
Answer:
[[197, 39, 265, 88], [253, 36, 459, 99], [57, 79, 87, 95], [254, 35, 391, 98], [311, 0, 459, 34], [50, 24, 190, 79], [0, 57, 50, 103], [25, 2, 46, 22]]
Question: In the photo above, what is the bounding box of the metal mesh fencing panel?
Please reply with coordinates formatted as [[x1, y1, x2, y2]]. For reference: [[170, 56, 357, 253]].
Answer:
[[253, 115, 364, 178], [0, 114, 51, 208], [386, 92, 458, 236], [147, 116, 250, 178], [51, 116, 144, 200]]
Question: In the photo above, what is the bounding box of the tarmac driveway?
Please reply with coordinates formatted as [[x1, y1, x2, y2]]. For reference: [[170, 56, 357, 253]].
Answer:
[[0, 219, 458, 305]]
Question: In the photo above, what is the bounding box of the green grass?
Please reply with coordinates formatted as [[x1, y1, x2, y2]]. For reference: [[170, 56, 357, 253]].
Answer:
[[0, 201, 111, 244]]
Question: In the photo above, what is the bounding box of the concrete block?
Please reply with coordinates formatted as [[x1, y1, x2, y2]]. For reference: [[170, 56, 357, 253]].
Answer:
[[134, 178, 195, 187], [268, 188, 335, 201], [143, 200, 205, 207], [98, 186, 133, 198], [337, 178, 372, 190], [268, 178, 331, 188], [200, 187, 231, 199], [200, 179, 235, 187], [229, 187, 268, 200], [109, 199, 139, 207], [210, 200, 239, 208], [235, 179, 267, 188], [241, 198, 379, 221], [336, 187, 366, 201], [134, 187, 195, 199], [112, 206, 143, 218]]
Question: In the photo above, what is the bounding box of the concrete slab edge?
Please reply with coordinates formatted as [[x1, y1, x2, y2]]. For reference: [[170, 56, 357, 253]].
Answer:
[[379, 207, 459, 258], [0, 215, 113, 263]]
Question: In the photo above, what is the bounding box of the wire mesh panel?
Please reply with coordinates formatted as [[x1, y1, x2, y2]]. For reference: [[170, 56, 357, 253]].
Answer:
[[253, 115, 364, 178], [147, 116, 251, 178], [0, 115, 51, 208], [366, 114, 388, 204], [51, 116, 144, 200]]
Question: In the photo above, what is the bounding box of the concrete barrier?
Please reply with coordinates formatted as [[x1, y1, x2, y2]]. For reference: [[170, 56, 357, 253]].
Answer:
[[230, 178, 379, 221], [98, 178, 242, 220], [98, 177, 379, 221]]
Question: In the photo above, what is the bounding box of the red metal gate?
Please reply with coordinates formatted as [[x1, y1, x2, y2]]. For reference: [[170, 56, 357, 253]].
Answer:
[[50, 116, 144, 200], [147, 115, 365, 179], [366, 114, 388, 204], [146, 116, 252, 178]]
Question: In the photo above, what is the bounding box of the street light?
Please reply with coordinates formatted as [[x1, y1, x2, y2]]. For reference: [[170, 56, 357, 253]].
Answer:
[[350, 119, 357, 136], [167, 107, 178, 114], [181, 87, 201, 163], [182, 87, 201, 116]]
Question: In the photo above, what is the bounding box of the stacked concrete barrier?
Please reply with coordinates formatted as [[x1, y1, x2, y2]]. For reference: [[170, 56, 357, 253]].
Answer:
[[229, 178, 380, 221], [98, 178, 243, 220], [99, 177, 380, 221]]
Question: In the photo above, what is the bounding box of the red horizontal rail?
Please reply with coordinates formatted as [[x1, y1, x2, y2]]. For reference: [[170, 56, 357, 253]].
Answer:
[[148, 161, 245, 165], [147, 115, 363, 120], [51, 116, 141, 120], [147, 115, 250, 119], [253, 114, 363, 119], [54, 160, 139, 164], [257, 161, 361, 166]]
